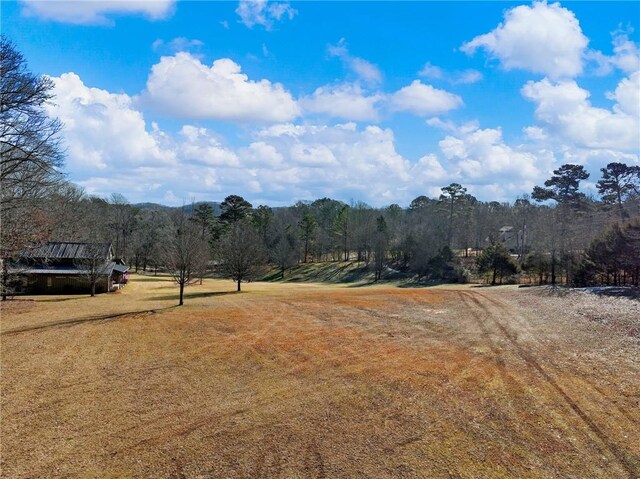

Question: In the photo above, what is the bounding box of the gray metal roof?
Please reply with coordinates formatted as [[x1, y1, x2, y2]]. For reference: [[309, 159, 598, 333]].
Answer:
[[23, 242, 113, 261], [11, 262, 116, 276], [113, 264, 129, 274]]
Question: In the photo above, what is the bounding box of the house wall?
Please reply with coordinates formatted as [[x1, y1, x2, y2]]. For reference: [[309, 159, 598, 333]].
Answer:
[[23, 275, 110, 294]]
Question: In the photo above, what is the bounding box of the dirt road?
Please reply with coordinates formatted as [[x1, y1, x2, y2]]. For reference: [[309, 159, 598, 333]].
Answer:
[[1, 278, 638, 478]]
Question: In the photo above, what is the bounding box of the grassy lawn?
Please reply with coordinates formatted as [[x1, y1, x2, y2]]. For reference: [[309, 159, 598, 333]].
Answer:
[[1, 274, 639, 478]]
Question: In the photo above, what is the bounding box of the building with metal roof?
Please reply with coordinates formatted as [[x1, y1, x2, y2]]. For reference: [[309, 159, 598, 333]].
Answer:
[[9, 242, 129, 295]]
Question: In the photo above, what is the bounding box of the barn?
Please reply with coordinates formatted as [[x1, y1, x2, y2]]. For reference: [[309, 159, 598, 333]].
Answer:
[[11, 242, 129, 294]]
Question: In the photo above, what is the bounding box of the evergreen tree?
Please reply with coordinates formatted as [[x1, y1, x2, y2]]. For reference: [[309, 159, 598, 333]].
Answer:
[[219, 195, 252, 225], [476, 242, 518, 285], [596, 162, 640, 221]]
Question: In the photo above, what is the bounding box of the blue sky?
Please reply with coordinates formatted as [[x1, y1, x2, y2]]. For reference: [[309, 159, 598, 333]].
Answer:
[[3, 1, 639, 206]]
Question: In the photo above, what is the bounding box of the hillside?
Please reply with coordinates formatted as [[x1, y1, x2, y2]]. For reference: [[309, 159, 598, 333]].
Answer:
[[261, 261, 415, 284]]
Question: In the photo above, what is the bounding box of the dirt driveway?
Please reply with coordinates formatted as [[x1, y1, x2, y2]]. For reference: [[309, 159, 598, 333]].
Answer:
[[1, 278, 638, 478]]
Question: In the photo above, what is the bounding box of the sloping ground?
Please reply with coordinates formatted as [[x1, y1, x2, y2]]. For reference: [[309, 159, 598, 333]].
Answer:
[[1, 277, 639, 478], [262, 261, 372, 283]]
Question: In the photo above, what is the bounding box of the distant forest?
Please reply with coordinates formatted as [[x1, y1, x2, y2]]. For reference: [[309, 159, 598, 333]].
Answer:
[[2, 36, 640, 298], [4, 164, 640, 291]]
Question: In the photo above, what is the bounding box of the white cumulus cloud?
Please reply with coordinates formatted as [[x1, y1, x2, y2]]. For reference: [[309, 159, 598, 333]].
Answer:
[[300, 83, 384, 121], [608, 71, 640, 117], [142, 52, 300, 122], [433, 123, 556, 200], [588, 30, 640, 76], [461, 1, 588, 79], [46, 72, 175, 173], [248, 122, 416, 202], [390, 80, 463, 116], [522, 75, 640, 151], [178, 125, 240, 167]]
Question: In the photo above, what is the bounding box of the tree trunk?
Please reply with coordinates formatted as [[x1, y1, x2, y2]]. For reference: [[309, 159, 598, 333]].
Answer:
[[179, 282, 184, 305], [91, 281, 96, 297], [617, 191, 624, 222], [237, 279, 241, 292], [343, 229, 348, 262], [448, 199, 454, 247], [492, 267, 497, 285], [1, 261, 8, 301]]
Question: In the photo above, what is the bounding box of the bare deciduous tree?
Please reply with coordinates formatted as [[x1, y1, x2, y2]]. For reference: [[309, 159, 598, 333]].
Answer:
[[372, 215, 388, 282], [1, 37, 63, 287], [1, 37, 64, 214], [270, 224, 298, 279], [217, 220, 266, 292], [108, 193, 137, 260], [298, 213, 317, 263], [74, 242, 111, 297], [164, 210, 209, 306]]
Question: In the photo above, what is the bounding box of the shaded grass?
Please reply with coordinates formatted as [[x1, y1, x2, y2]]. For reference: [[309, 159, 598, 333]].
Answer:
[[262, 261, 371, 284], [152, 291, 240, 301]]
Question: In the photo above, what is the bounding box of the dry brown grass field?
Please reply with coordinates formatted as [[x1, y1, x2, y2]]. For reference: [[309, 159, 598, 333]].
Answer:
[[1, 274, 639, 478]]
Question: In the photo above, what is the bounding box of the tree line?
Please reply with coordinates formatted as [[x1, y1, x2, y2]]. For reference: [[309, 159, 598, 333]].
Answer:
[[2, 36, 640, 303]]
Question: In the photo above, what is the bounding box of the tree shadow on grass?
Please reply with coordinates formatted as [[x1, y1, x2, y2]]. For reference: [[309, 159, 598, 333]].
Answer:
[[152, 291, 240, 301], [262, 262, 369, 284], [32, 296, 86, 302], [396, 280, 452, 289], [2, 305, 178, 336], [345, 280, 378, 288]]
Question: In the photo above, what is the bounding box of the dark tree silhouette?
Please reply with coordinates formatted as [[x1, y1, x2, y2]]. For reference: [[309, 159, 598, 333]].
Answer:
[[219, 195, 252, 225], [372, 215, 388, 281], [190, 203, 216, 239], [334, 205, 350, 261], [252, 204, 273, 246], [439, 183, 467, 247], [476, 242, 518, 285], [532, 164, 589, 205], [596, 162, 640, 221], [298, 213, 317, 263], [532, 164, 590, 285]]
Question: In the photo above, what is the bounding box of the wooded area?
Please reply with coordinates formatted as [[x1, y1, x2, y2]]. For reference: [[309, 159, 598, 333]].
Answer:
[[2, 37, 640, 302]]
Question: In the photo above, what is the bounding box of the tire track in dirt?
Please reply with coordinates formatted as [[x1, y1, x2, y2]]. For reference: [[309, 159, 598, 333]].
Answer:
[[119, 405, 262, 452], [462, 290, 639, 477], [478, 292, 638, 424], [303, 439, 327, 479], [252, 439, 283, 479], [452, 290, 542, 426]]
